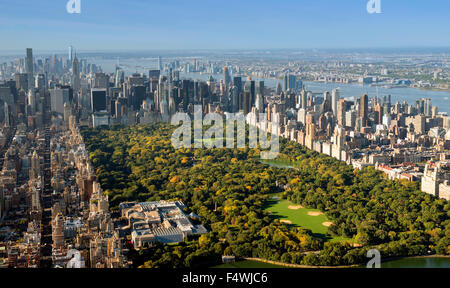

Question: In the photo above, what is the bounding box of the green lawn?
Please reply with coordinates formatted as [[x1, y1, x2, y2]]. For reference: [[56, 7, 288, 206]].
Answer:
[[213, 260, 286, 268], [265, 199, 350, 243]]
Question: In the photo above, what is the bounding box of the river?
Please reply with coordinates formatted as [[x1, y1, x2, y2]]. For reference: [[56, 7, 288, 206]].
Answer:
[[179, 72, 450, 114], [91, 57, 450, 114]]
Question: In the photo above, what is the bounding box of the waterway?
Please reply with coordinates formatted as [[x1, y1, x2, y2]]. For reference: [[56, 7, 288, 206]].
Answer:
[[378, 257, 450, 268], [179, 72, 450, 114], [91, 56, 450, 114]]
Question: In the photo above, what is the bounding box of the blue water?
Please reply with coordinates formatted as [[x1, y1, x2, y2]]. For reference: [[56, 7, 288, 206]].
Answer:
[[373, 257, 450, 268], [178, 72, 450, 114], [92, 57, 450, 114]]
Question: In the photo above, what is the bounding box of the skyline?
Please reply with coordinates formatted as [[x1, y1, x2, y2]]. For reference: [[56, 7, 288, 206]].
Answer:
[[1, 0, 450, 52]]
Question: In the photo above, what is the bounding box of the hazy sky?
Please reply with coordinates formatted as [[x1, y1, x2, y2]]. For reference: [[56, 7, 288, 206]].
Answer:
[[1, 0, 449, 52]]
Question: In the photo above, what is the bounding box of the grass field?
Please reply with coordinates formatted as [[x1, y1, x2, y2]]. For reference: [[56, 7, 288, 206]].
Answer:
[[213, 260, 286, 268], [265, 199, 350, 242]]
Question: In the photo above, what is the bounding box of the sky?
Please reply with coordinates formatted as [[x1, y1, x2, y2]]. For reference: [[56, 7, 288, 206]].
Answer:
[[0, 0, 449, 52]]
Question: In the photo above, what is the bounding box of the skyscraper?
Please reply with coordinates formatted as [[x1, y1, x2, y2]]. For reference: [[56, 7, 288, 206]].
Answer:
[[337, 99, 346, 126], [283, 74, 288, 92], [288, 74, 296, 91], [331, 89, 340, 117], [231, 86, 239, 113], [25, 48, 34, 91], [301, 88, 307, 109], [50, 86, 71, 114], [243, 79, 255, 114], [149, 70, 160, 80], [283, 74, 296, 91], [360, 94, 369, 128], [72, 53, 80, 92], [69, 46, 73, 64], [91, 89, 107, 112], [158, 56, 162, 71], [233, 76, 242, 94], [256, 81, 264, 99], [223, 66, 231, 88], [93, 73, 109, 90]]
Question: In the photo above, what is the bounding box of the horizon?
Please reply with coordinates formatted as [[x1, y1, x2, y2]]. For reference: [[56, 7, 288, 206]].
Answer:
[[2, 46, 450, 58]]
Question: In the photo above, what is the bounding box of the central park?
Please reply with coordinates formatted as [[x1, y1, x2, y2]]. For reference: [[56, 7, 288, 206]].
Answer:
[[80, 122, 450, 268]]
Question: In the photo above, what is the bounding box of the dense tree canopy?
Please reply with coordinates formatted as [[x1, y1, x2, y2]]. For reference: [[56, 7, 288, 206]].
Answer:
[[81, 123, 449, 267]]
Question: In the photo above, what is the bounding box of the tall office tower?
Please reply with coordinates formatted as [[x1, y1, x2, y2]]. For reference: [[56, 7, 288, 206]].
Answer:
[[383, 102, 390, 116], [130, 85, 146, 110], [114, 68, 125, 87], [276, 82, 282, 95], [255, 93, 264, 113], [14, 73, 28, 91], [360, 94, 369, 128], [337, 99, 346, 126], [72, 53, 80, 92], [288, 74, 296, 91], [198, 81, 209, 108], [223, 66, 231, 88], [296, 80, 303, 91], [300, 88, 307, 109], [331, 89, 340, 116], [158, 56, 162, 71], [383, 94, 391, 113], [282, 74, 295, 92], [322, 91, 332, 113], [27, 89, 36, 115], [35, 74, 46, 90], [90, 89, 107, 112], [283, 74, 288, 92], [93, 73, 109, 90], [50, 86, 71, 114], [160, 94, 169, 122], [243, 79, 255, 114], [148, 69, 160, 80], [128, 73, 145, 87], [231, 86, 239, 113], [25, 48, 34, 91], [256, 80, 264, 99], [424, 98, 432, 117], [69, 46, 73, 63], [243, 87, 251, 114], [233, 76, 242, 94]]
